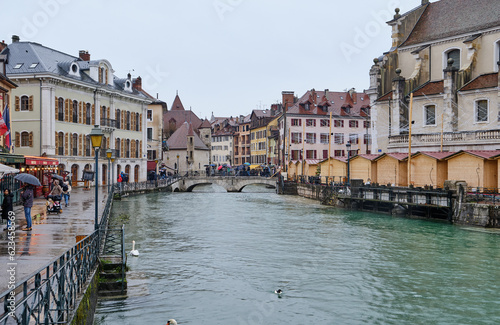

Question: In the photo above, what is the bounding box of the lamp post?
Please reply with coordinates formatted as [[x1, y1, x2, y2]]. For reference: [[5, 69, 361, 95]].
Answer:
[[111, 156, 115, 191], [176, 154, 180, 176], [90, 125, 104, 231], [106, 149, 112, 193], [346, 142, 351, 187]]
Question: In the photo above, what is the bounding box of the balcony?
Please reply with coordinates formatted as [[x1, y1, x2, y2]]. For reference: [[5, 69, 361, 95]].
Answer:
[[388, 129, 500, 150], [101, 118, 116, 133]]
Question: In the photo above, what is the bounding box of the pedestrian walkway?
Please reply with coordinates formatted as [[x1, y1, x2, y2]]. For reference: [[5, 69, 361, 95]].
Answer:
[[0, 187, 109, 293]]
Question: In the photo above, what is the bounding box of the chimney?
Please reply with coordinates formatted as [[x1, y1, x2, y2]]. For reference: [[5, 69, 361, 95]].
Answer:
[[11, 35, 20, 43], [0, 40, 7, 52], [79, 50, 90, 61], [282, 91, 294, 110], [133, 76, 142, 91]]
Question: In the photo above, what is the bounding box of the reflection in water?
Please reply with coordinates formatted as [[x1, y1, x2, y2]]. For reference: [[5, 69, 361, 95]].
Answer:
[[19, 233, 32, 256], [95, 189, 500, 325]]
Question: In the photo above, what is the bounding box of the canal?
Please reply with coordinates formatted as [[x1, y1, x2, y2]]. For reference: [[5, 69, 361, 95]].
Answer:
[[94, 185, 500, 325]]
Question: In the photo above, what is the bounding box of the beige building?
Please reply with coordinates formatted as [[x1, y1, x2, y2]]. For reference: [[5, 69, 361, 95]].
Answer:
[[3, 36, 151, 184], [367, 0, 500, 154], [165, 122, 209, 174]]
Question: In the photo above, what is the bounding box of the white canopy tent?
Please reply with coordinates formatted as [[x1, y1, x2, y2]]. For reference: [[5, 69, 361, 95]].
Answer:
[[0, 163, 20, 178]]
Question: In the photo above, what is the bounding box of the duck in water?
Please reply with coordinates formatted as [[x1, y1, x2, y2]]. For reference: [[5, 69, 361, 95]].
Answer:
[[166, 320, 177, 325], [275, 289, 283, 297]]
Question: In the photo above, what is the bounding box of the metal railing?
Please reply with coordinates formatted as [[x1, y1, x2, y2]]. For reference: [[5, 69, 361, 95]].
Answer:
[[464, 186, 500, 205], [0, 184, 115, 325]]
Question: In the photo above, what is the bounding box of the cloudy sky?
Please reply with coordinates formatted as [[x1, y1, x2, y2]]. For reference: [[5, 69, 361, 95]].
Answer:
[[4, 0, 423, 119]]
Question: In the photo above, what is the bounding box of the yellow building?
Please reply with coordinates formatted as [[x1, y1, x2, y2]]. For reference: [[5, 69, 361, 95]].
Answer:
[[409, 151, 452, 188], [446, 150, 498, 189], [374, 153, 408, 186], [350, 154, 379, 183], [319, 157, 347, 183], [249, 109, 273, 167]]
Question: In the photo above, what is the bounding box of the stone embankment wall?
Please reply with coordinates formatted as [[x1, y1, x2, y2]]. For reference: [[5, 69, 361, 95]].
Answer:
[[453, 203, 500, 227]]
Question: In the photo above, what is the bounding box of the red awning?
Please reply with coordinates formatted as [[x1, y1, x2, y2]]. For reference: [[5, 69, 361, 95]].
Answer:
[[25, 156, 59, 166]]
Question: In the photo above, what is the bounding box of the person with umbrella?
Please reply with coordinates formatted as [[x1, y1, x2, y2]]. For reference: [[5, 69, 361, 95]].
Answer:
[[2, 189, 13, 231], [15, 173, 41, 231], [20, 184, 34, 231]]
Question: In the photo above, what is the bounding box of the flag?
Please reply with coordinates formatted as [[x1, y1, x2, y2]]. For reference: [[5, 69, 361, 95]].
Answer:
[[0, 105, 8, 135], [2, 104, 11, 149]]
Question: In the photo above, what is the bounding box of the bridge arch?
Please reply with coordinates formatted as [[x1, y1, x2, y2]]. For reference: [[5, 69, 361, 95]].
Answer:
[[178, 176, 277, 192]]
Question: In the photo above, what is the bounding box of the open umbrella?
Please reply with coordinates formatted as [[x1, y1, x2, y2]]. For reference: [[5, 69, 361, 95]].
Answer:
[[51, 174, 64, 181], [217, 166, 223, 170], [15, 173, 41, 186], [244, 162, 250, 166]]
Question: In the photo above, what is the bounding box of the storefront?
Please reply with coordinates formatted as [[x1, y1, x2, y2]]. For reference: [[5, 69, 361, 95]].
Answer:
[[0, 153, 25, 203], [22, 156, 59, 197]]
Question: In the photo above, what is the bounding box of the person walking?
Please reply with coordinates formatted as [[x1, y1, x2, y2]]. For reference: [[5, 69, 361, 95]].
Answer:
[[2, 189, 14, 231], [117, 173, 123, 191], [20, 185, 34, 231], [62, 177, 71, 207]]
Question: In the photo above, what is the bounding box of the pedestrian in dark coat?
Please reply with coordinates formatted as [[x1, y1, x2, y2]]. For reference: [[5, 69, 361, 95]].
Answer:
[[2, 189, 13, 230], [20, 185, 34, 231]]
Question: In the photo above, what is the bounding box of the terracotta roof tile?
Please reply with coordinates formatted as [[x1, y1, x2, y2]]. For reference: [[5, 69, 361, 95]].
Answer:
[[170, 94, 185, 111], [166, 122, 208, 150], [412, 81, 444, 97], [376, 91, 392, 102], [460, 73, 498, 91], [288, 89, 370, 117], [353, 154, 382, 161]]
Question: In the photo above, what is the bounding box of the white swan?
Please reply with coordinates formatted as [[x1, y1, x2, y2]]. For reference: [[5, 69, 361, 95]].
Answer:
[[166, 320, 177, 325], [130, 240, 139, 256]]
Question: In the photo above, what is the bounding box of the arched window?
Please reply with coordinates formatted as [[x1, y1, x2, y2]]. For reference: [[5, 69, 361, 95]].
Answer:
[[115, 138, 121, 158], [116, 109, 121, 129], [475, 99, 488, 122], [86, 103, 91, 125], [21, 131, 30, 146], [134, 165, 139, 183], [424, 105, 436, 126], [135, 140, 139, 158], [58, 97, 64, 121], [58, 132, 64, 155], [126, 139, 130, 158], [101, 106, 106, 122], [72, 133, 78, 156], [446, 49, 460, 70], [85, 135, 91, 156], [136, 112, 140, 131], [21, 95, 29, 111], [72, 100, 78, 123]]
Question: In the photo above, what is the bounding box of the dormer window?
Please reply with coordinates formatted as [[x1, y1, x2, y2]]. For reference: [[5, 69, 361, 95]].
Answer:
[[361, 106, 370, 116], [29, 63, 38, 69], [14, 63, 23, 69], [69, 62, 79, 76], [305, 103, 310, 110]]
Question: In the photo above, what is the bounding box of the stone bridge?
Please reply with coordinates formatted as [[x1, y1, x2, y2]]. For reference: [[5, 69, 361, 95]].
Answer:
[[171, 176, 277, 192]]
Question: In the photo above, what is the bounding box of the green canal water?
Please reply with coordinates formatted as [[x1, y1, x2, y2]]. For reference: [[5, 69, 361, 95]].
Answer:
[[94, 185, 500, 325]]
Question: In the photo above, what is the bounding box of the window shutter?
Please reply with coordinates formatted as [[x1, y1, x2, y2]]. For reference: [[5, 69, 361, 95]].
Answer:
[[83, 104, 87, 124], [65, 99, 69, 122], [65, 133, 69, 155], [92, 104, 95, 125], [55, 132, 59, 150], [79, 134, 83, 156], [79, 102, 83, 124], [121, 112, 124, 130], [105, 69, 108, 84], [131, 140, 134, 158], [29, 132, 33, 147], [107, 137, 110, 150], [139, 140, 142, 157], [140, 114, 142, 131], [100, 106, 103, 120], [15, 96, 20, 111], [107, 107, 110, 119], [98, 68, 102, 83], [121, 139, 124, 157], [29, 96, 33, 111], [55, 97, 58, 120], [15, 132, 20, 147]]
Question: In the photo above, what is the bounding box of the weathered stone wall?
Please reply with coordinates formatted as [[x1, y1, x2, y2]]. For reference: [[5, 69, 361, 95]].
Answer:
[[68, 269, 99, 325], [453, 203, 500, 227]]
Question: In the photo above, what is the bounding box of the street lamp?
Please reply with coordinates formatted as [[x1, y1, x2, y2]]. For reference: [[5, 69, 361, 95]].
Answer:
[[89, 125, 104, 231], [176, 154, 180, 176], [111, 156, 115, 191], [346, 142, 351, 187], [106, 149, 112, 193]]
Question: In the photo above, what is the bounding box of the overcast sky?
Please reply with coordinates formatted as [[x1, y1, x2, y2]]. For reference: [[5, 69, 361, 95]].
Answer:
[[4, 0, 423, 119]]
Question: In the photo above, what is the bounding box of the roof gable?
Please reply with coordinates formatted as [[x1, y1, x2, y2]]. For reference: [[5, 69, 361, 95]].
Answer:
[[170, 94, 185, 111], [460, 73, 498, 92]]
